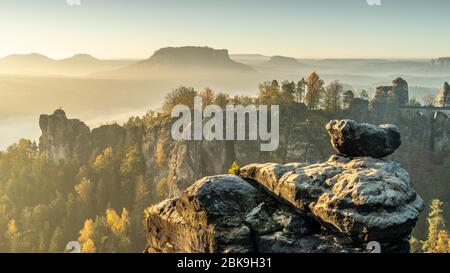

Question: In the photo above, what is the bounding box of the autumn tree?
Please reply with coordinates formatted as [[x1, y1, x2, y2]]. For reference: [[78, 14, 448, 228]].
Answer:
[[156, 178, 169, 200], [214, 92, 231, 108], [200, 88, 215, 107], [359, 89, 369, 100], [295, 78, 306, 103], [423, 199, 447, 253], [322, 80, 343, 113], [341, 90, 355, 109], [258, 81, 282, 106], [162, 86, 197, 114], [409, 97, 421, 107], [423, 94, 437, 107], [304, 72, 324, 110], [409, 237, 422, 253], [436, 230, 449, 253], [281, 81, 296, 105], [48, 226, 64, 252], [81, 239, 96, 253], [75, 178, 94, 204], [228, 161, 240, 175]]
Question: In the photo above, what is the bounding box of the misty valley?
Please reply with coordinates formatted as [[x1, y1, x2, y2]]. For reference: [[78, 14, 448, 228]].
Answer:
[[2, 0, 450, 257], [0, 47, 449, 253]]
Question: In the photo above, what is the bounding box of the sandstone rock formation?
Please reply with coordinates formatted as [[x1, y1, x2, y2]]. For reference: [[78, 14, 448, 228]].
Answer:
[[370, 77, 409, 112], [39, 109, 91, 163], [39, 109, 330, 196], [390, 77, 409, 106], [326, 119, 401, 158], [438, 82, 450, 107], [239, 156, 423, 243], [145, 120, 423, 253]]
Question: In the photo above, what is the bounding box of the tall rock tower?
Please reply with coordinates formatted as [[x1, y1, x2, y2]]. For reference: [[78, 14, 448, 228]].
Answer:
[[390, 77, 409, 106], [438, 82, 450, 107], [39, 109, 91, 163]]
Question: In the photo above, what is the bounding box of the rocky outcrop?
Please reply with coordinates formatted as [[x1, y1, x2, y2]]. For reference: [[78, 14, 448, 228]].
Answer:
[[140, 113, 329, 198], [39, 109, 91, 163], [370, 77, 409, 113], [438, 82, 450, 107], [145, 120, 423, 253], [390, 77, 409, 106], [239, 156, 423, 243], [326, 119, 401, 158], [349, 98, 369, 114]]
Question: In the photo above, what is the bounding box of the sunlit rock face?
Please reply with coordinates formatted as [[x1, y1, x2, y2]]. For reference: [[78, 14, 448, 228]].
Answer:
[[240, 156, 424, 243], [145, 175, 368, 253], [145, 120, 424, 253], [39, 109, 91, 163]]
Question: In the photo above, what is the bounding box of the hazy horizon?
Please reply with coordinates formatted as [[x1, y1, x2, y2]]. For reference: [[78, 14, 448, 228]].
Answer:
[[0, 51, 438, 61], [1, 0, 450, 59]]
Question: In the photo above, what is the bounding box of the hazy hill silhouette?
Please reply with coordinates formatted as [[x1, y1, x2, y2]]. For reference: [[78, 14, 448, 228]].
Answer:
[[0, 53, 135, 76], [104, 46, 255, 79]]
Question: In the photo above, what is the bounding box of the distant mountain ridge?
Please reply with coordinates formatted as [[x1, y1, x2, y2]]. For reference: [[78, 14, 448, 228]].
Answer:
[[0, 53, 135, 76]]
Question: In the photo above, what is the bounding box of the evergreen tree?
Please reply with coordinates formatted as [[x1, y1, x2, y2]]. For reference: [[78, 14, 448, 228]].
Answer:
[[48, 226, 64, 253], [359, 89, 369, 100], [322, 80, 343, 113], [295, 78, 306, 103]]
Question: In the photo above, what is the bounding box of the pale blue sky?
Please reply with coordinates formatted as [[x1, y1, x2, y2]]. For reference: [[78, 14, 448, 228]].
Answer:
[[0, 0, 449, 59]]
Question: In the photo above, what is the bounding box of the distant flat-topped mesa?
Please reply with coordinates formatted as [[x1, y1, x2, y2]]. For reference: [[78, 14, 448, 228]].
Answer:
[[145, 120, 423, 253], [132, 46, 254, 72], [326, 119, 401, 158]]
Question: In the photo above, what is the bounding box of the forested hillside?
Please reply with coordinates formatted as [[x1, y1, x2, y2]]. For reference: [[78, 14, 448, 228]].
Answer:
[[1, 73, 450, 252]]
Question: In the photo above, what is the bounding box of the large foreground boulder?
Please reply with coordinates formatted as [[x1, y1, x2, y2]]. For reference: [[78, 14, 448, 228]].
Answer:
[[145, 120, 423, 253], [239, 155, 424, 243], [146, 175, 374, 253]]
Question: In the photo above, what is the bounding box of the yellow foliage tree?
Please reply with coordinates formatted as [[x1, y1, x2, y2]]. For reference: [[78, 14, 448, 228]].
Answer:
[[436, 230, 449, 253], [305, 72, 325, 110], [93, 147, 113, 172], [156, 178, 168, 199], [228, 161, 240, 175], [409, 237, 422, 253], [106, 208, 130, 235], [74, 178, 94, 203], [78, 219, 95, 244], [422, 199, 448, 253], [6, 219, 18, 237], [81, 239, 96, 253]]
